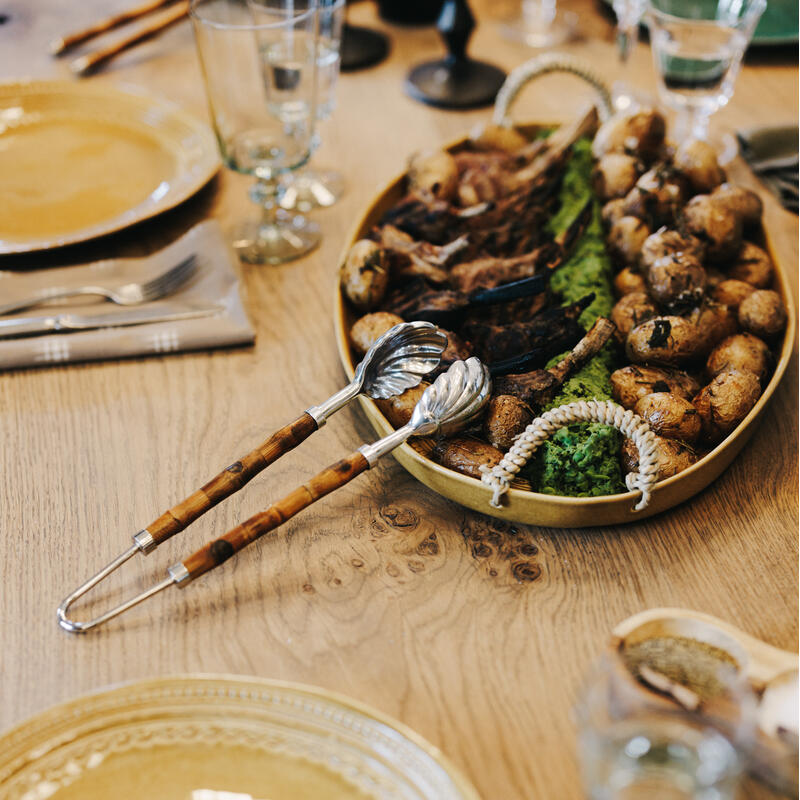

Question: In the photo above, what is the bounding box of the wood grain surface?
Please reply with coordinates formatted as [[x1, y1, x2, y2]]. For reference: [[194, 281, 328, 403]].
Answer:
[[0, 1, 796, 798]]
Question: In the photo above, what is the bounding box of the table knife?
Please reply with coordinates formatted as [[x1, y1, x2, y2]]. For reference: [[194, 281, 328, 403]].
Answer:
[[0, 302, 224, 339]]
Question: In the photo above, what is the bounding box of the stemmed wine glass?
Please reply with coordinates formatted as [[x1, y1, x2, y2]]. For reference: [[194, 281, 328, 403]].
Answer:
[[190, 0, 320, 265], [280, 0, 345, 212], [646, 0, 766, 163], [610, 0, 648, 112], [499, 0, 578, 49]]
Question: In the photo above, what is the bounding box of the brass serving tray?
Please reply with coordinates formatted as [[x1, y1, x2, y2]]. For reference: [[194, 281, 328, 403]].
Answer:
[[0, 81, 219, 254], [334, 123, 795, 527]]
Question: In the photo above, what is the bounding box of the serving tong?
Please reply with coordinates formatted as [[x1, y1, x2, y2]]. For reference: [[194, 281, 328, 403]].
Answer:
[[58, 325, 491, 632]]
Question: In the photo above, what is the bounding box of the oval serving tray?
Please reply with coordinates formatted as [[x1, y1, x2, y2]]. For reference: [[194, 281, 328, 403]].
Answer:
[[0, 80, 219, 255], [333, 122, 795, 527], [0, 675, 480, 800]]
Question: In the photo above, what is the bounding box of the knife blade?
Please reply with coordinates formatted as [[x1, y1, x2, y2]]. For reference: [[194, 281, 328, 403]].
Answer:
[[0, 302, 225, 339]]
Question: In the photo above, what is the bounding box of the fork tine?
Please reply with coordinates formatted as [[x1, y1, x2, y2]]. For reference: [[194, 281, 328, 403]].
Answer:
[[141, 254, 198, 300]]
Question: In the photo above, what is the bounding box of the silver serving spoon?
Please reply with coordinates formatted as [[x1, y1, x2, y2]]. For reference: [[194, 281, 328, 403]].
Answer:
[[58, 357, 491, 632]]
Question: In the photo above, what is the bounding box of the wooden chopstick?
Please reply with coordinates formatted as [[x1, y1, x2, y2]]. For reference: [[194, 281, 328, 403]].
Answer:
[[50, 0, 179, 55], [69, 0, 190, 76]]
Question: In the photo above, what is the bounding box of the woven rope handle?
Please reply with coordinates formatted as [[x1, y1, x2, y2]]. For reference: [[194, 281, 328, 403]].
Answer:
[[492, 53, 614, 128], [480, 399, 659, 512]]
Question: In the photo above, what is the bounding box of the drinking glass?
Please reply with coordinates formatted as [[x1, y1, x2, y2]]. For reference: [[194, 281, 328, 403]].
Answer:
[[610, 0, 649, 112], [499, 0, 578, 49], [190, 0, 320, 265], [280, 0, 345, 212], [646, 0, 766, 162], [576, 656, 756, 800]]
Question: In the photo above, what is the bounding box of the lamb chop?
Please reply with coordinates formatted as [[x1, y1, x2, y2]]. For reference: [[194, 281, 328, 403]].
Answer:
[[374, 225, 469, 285]]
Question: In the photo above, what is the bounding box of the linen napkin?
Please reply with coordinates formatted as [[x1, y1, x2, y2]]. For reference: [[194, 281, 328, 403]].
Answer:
[[0, 221, 254, 370], [738, 125, 799, 214]]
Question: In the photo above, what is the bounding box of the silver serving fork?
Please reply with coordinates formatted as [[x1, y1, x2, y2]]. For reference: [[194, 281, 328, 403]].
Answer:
[[0, 254, 198, 317]]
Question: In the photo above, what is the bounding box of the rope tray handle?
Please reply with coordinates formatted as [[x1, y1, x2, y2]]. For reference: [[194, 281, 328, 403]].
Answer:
[[492, 53, 614, 128], [480, 399, 659, 512]]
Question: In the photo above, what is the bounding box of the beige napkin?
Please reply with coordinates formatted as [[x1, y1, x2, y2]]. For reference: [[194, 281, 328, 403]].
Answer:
[[0, 221, 254, 370]]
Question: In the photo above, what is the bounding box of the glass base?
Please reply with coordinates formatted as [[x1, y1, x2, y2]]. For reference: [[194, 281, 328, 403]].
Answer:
[[279, 168, 345, 212], [499, 9, 578, 48], [232, 210, 321, 265], [611, 81, 655, 115]]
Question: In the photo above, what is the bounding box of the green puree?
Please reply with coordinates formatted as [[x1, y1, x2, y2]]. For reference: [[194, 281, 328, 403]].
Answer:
[[524, 138, 626, 498]]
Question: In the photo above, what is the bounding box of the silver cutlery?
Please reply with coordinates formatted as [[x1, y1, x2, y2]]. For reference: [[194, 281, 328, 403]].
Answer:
[[0, 254, 197, 317], [58, 355, 490, 632], [0, 302, 224, 339]]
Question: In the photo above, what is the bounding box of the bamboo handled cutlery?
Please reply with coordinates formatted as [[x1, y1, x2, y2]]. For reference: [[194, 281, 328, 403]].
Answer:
[[58, 323, 492, 632]]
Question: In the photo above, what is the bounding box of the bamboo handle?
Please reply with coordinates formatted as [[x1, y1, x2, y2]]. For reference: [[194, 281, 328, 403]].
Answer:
[[70, 0, 189, 76], [181, 451, 370, 581], [147, 412, 319, 546], [50, 0, 177, 55]]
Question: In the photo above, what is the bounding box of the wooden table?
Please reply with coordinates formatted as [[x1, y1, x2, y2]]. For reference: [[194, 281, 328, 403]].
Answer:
[[1, 1, 797, 797]]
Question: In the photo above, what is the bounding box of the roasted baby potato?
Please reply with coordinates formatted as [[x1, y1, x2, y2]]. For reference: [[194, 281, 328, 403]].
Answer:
[[611, 292, 659, 343], [407, 149, 459, 201], [614, 267, 648, 297], [710, 183, 763, 228], [602, 198, 628, 229], [634, 392, 701, 442], [738, 289, 787, 339], [728, 241, 774, 289], [626, 316, 706, 366], [431, 437, 504, 479], [683, 194, 743, 264], [376, 383, 429, 428], [640, 228, 705, 271], [623, 167, 689, 227], [349, 311, 404, 355], [608, 216, 650, 267], [340, 240, 390, 311], [693, 368, 761, 443], [706, 333, 771, 384], [592, 153, 642, 201], [713, 279, 756, 310], [483, 395, 534, 451], [611, 364, 701, 409], [470, 123, 528, 153], [621, 434, 698, 480], [646, 253, 707, 311], [673, 139, 725, 193], [592, 109, 667, 163], [688, 302, 739, 353]]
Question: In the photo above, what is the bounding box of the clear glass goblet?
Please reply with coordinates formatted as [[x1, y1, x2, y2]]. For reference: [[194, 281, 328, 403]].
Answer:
[[499, 0, 578, 49], [610, 0, 649, 113], [190, 0, 321, 265], [646, 0, 766, 163], [280, 0, 345, 212]]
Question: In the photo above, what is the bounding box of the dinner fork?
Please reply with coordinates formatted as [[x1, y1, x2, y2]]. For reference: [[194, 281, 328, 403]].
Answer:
[[0, 254, 198, 317]]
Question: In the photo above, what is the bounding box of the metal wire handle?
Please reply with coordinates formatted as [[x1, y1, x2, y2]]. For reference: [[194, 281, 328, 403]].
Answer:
[[492, 53, 614, 128]]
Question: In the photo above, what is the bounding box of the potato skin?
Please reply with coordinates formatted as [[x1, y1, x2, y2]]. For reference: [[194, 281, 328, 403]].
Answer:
[[623, 167, 689, 227], [706, 333, 771, 384], [602, 198, 627, 229], [592, 109, 666, 163], [376, 383, 428, 428], [634, 392, 701, 442], [592, 153, 641, 201], [640, 228, 705, 271], [626, 316, 706, 366], [431, 437, 504, 479], [483, 395, 534, 451], [470, 123, 528, 153], [688, 303, 740, 354], [614, 267, 648, 297], [407, 149, 459, 201], [611, 292, 659, 343], [683, 194, 743, 264], [710, 183, 763, 228], [728, 241, 773, 289], [646, 253, 706, 311], [340, 240, 390, 311], [349, 312, 404, 355], [608, 216, 650, 267], [693, 369, 761, 443], [738, 289, 787, 339], [621, 435, 698, 481], [713, 279, 756, 310], [673, 139, 725, 193], [611, 365, 701, 409]]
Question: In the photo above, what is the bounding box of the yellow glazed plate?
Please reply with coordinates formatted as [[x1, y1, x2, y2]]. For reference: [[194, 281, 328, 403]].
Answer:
[[334, 124, 796, 528], [0, 675, 480, 800], [0, 81, 219, 254]]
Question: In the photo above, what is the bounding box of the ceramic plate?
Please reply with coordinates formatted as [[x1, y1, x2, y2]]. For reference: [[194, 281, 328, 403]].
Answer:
[[0, 81, 219, 254], [0, 675, 480, 800], [334, 124, 795, 527]]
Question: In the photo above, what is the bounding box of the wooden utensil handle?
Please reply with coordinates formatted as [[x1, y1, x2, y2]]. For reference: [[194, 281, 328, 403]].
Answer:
[[50, 0, 177, 54], [70, 0, 189, 76], [182, 451, 370, 581], [147, 412, 318, 546]]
